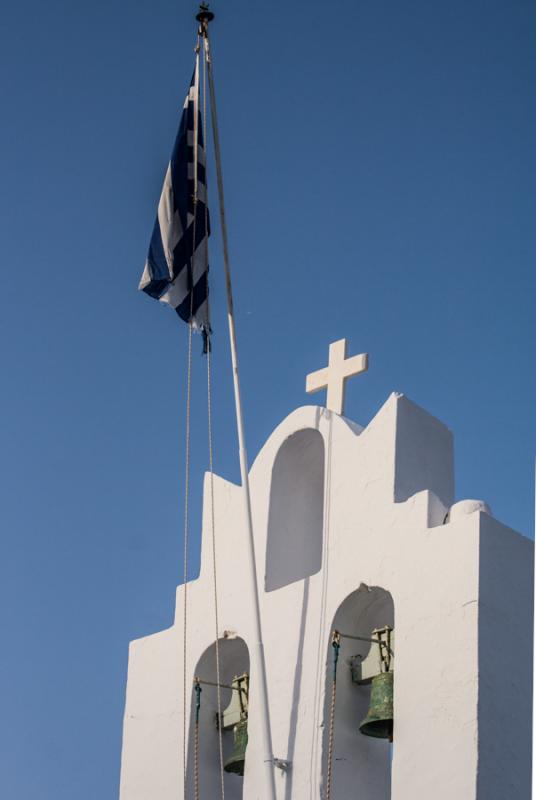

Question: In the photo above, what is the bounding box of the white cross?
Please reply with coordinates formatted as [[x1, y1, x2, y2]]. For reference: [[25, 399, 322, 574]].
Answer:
[[305, 338, 369, 416]]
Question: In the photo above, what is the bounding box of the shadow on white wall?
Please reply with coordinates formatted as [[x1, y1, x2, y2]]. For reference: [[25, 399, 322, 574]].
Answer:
[[265, 428, 325, 592]]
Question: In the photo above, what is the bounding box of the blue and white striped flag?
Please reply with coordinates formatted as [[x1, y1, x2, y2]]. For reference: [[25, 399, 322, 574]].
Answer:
[[139, 56, 210, 348]]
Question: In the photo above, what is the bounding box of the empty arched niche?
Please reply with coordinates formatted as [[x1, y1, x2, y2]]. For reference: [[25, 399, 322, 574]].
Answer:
[[322, 586, 394, 800], [186, 637, 250, 799], [265, 428, 324, 592]]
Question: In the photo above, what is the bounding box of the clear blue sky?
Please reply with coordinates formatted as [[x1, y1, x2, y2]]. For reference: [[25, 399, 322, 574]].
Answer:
[[1, 0, 534, 797]]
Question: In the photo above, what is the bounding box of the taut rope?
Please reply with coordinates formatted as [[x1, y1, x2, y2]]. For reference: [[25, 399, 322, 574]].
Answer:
[[325, 631, 340, 800], [182, 40, 200, 799], [182, 317, 194, 799], [194, 679, 202, 800], [202, 32, 226, 798]]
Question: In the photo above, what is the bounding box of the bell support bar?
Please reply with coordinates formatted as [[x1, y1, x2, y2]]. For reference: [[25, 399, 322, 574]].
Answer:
[[332, 628, 394, 657]]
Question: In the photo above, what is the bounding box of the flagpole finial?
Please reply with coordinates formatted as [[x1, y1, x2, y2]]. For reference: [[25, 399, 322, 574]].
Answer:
[[196, 3, 214, 25]]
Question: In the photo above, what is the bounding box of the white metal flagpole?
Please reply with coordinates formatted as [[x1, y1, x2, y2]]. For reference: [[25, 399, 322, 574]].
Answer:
[[196, 7, 278, 799]]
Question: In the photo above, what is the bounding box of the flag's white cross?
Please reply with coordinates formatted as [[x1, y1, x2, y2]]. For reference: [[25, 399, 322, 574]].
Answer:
[[305, 338, 369, 416]]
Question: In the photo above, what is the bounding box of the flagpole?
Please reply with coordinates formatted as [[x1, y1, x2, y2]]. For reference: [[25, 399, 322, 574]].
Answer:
[[196, 7, 277, 799]]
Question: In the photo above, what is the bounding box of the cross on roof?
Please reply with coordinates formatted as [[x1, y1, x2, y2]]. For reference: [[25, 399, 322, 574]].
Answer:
[[305, 338, 369, 416]]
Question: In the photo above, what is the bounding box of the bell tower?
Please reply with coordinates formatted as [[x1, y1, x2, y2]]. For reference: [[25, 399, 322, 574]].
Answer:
[[120, 363, 532, 799]]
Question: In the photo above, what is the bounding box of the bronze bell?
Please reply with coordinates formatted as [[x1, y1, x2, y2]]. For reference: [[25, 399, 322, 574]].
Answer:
[[224, 718, 248, 775], [359, 671, 394, 741]]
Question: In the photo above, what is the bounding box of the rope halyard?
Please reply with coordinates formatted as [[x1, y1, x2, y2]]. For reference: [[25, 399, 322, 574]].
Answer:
[[325, 631, 340, 800], [203, 56, 226, 800], [311, 415, 334, 789], [194, 679, 202, 800], [182, 317, 194, 799], [207, 340, 226, 799], [183, 38, 200, 800]]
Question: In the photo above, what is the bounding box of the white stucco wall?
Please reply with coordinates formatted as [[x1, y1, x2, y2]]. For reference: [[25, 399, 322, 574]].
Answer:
[[119, 392, 533, 799]]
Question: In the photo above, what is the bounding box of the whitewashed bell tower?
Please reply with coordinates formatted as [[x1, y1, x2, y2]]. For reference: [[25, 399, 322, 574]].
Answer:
[[119, 339, 533, 800]]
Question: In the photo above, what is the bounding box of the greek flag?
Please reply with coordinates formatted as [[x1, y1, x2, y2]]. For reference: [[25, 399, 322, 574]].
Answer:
[[139, 56, 210, 349]]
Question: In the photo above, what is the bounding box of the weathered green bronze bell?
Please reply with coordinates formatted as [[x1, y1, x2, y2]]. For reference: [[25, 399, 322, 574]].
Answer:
[[224, 718, 248, 775], [359, 672, 394, 741]]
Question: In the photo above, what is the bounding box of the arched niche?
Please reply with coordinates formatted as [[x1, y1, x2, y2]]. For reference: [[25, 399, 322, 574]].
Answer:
[[186, 637, 250, 800], [322, 585, 394, 799], [265, 428, 325, 592]]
